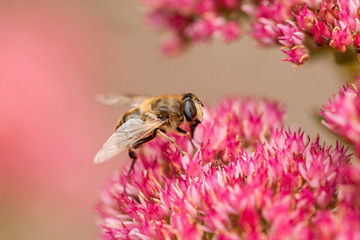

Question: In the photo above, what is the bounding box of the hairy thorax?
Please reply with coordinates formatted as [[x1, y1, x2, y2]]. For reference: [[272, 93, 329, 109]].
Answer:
[[150, 96, 184, 131], [116, 95, 185, 132]]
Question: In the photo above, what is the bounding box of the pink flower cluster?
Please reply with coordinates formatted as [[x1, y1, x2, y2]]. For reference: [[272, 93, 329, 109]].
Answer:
[[141, 0, 360, 65], [320, 76, 360, 158], [246, 0, 359, 65], [96, 97, 360, 239], [146, 0, 243, 55]]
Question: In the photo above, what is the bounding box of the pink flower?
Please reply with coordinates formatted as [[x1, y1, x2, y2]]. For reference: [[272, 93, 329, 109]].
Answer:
[[219, 0, 240, 10], [250, 18, 280, 46], [281, 45, 309, 66], [95, 97, 359, 239], [161, 34, 184, 56], [329, 27, 353, 52], [337, 0, 360, 31], [196, 0, 216, 15], [318, 0, 338, 26], [337, 8, 360, 32], [311, 19, 332, 45], [292, 5, 316, 32], [185, 16, 220, 42], [221, 21, 241, 42], [278, 21, 305, 47], [319, 76, 360, 157], [139, 0, 360, 65]]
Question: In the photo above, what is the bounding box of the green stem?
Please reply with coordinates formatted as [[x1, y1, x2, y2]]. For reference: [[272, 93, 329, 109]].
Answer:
[[333, 48, 360, 80]]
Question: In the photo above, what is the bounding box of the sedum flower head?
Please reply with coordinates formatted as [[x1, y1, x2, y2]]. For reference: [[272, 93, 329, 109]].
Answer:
[[319, 76, 360, 157], [140, 0, 360, 65], [95, 97, 360, 239]]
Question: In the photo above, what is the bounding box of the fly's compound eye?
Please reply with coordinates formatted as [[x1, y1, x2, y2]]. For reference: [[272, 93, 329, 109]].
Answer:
[[184, 100, 197, 122]]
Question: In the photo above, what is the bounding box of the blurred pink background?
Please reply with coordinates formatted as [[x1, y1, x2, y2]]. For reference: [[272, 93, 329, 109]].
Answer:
[[0, 1, 347, 239]]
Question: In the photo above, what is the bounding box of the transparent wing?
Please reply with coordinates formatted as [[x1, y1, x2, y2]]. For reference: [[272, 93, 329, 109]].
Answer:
[[95, 93, 150, 107], [94, 114, 164, 164]]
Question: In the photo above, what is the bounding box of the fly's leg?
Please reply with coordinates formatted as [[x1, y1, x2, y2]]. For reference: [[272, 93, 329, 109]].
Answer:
[[128, 148, 137, 176], [177, 121, 201, 140], [127, 131, 158, 175], [157, 129, 185, 156], [176, 127, 188, 135], [177, 127, 196, 150], [189, 121, 200, 139]]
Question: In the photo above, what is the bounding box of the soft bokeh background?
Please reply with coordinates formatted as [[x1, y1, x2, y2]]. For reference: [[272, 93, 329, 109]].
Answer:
[[0, 0, 348, 240]]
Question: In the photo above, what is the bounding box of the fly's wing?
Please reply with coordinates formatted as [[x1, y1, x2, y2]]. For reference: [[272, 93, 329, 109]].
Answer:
[[94, 114, 164, 164], [95, 93, 150, 107]]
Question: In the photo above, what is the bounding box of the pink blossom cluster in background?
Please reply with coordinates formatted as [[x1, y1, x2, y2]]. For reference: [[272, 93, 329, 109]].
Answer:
[[320, 76, 360, 158], [96, 96, 360, 239], [142, 0, 360, 65]]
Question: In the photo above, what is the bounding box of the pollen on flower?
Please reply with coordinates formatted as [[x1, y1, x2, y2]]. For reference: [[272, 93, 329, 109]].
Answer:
[[95, 97, 360, 239]]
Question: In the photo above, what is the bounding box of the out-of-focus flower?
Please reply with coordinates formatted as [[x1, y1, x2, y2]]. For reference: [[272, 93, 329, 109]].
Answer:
[[318, 76, 360, 240], [281, 45, 309, 65], [161, 34, 184, 56], [319, 76, 360, 157], [96, 97, 360, 239], [0, 2, 127, 240], [221, 21, 241, 42], [139, 0, 360, 65], [185, 16, 221, 42]]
